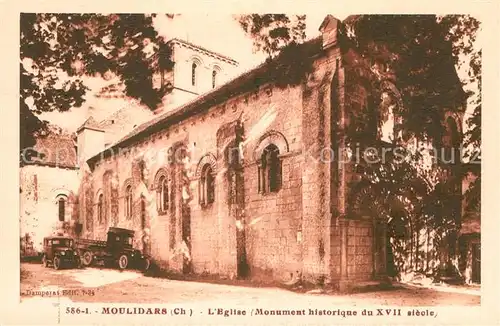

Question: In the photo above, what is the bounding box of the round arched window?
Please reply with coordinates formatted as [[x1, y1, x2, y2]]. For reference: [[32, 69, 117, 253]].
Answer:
[[125, 185, 133, 219], [212, 70, 218, 89], [157, 175, 169, 213], [57, 196, 66, 222], [191, 62, 198, 86], [200, 164, 215, 205], [97, 193, 104, 223], [259, 144, 282, 193]]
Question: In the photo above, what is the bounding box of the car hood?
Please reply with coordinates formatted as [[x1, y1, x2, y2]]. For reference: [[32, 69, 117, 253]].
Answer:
[[54, 247, 74, 252], [131, 249, 147, 257]]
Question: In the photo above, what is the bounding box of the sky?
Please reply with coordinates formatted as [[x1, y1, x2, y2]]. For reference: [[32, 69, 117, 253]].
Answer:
[[39, 13, 346, 131], [39, 13, 350, 131], [151, 13, 349, 72], [38, 13, 480, 134]]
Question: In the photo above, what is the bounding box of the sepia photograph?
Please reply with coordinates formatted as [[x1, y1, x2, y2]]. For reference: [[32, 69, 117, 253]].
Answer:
[[9, 7, 492, 324]]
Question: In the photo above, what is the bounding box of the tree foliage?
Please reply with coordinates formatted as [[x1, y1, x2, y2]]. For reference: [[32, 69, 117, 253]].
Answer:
[[240, 14, 481, 277], [238, 14, 480, 146], [21, 13, 481, 277], [236, 14, 306, 58], [20, 13, 174, 159]]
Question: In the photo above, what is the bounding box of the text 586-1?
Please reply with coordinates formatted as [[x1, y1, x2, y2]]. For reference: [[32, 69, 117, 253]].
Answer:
[[66, 307, 90, 314]]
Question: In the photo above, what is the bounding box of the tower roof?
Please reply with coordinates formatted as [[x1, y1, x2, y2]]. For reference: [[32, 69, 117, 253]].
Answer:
[[167, 38, 239, 66], [76, 116, 104, 133]]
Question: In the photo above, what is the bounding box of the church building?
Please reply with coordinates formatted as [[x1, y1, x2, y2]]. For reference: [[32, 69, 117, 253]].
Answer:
[[20, 15, 473, 289], [76, 15, 392, 289]]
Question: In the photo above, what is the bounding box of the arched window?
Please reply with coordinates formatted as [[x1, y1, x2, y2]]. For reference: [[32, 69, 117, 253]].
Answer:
[[212, 70, 217, 89], [125, 185, 133, 219], [97, 193, 104, 223], [259, 144, 282, 193], [157, 175, 169, 213], [200, 164, 215, 206], [58, 196, 66, 222], [140, 195, 146, 229], [139, 160, 146, 181], [191, 62, 197, 86]]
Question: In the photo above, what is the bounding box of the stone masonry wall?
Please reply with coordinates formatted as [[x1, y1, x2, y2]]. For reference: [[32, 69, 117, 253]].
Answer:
[[242, 82, 304, 280], [80, 29, 385, 284], [83, 79, 309, 279], [20, 165, 79, 253], [161, 42, 240, 113], [346, 219, 374, 281], [300, 45, 343, 284]]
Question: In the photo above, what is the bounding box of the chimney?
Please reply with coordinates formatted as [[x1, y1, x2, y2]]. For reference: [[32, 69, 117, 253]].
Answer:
[[319, 15, 341, 50]]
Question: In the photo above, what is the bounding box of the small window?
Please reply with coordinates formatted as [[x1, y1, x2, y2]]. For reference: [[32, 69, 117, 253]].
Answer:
[[125, 185, 133, 219], [212, 70, 217, 88], [200, 164, 215, 206], [140, 196, 146, 229], [191, 62, 197, 86], [259, 144, 282, 193], [157, 175, 169, 213], [138, 160, 146, 181], [97, 193, 104, 223], [58, 197, 66, 222]]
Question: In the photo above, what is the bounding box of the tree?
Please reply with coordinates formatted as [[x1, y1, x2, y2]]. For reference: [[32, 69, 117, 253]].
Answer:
[[237, 14, 306, 58], [20, 13, 175, 161], [238, 14, 481, 278], [237, 14, 480, 144]]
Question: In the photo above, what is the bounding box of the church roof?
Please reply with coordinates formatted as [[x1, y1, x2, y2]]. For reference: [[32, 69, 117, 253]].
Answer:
[[26, 130, 78, 169], [87, 22, 467, 167], [87, 37, 324, 166], [167, 38, 239, 66], [76, 116, 104, 133]]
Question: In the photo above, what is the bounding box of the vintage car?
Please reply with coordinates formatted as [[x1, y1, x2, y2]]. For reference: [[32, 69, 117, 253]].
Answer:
[[76, 227, 151, 271], [41, 236, 81, 270]]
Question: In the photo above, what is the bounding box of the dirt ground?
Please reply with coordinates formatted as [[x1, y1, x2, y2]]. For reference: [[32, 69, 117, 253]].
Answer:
[[20, 262, 480, 306]]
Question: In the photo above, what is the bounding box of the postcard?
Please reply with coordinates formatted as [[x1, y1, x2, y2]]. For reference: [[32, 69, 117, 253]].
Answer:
[[1, 1, 498, 325]]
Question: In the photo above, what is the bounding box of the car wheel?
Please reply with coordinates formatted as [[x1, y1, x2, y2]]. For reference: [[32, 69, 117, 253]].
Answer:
[[53, 256, 62, 270], [41, 255, 48, 268], [118, 254, 128, 270], [82, 251, 93, 266]]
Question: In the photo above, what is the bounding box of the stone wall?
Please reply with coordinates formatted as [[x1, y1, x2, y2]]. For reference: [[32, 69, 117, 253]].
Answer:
[[78, 20, 387, 285], [346, 219, 374, 281], [328, 218, 381, 286], [161, 41, 240, 112], [19, 165, 79, 253], [299, 43, 343, 284], [98, 106, 155, 146], [82, 78, 310, 279]]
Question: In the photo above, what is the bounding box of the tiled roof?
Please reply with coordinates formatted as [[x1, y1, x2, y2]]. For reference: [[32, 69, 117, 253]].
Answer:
[[28, 131, 78, 169], [97, 101, 155, 145], [97, 100, 153, 129], [87, 37, 323, 166], [77, 116, 104, 133], [167, 38, 239, 65]]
